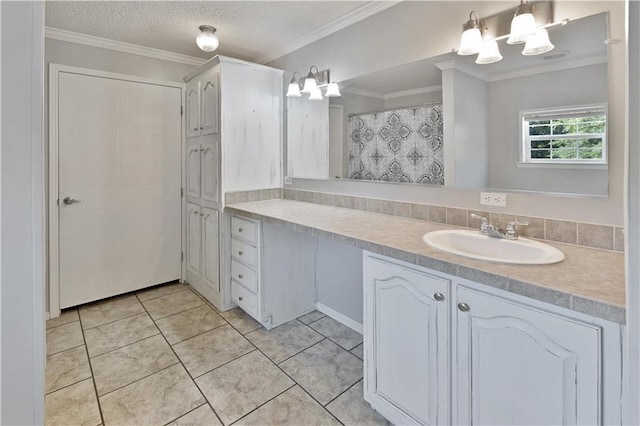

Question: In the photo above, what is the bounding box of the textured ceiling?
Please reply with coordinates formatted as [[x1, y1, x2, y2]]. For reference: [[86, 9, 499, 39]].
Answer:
[[45, 1, 369, 62]]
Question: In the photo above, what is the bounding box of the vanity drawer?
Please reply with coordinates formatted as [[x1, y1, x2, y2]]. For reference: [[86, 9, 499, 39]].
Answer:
[[231, 280, 258, 317], [231, 237, 258, 268], [231, 215, 259, 244], [231, 260, 258, 293]]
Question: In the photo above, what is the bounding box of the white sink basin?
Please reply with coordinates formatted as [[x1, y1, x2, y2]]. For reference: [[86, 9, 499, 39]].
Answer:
[[422, 229, 565, 265]]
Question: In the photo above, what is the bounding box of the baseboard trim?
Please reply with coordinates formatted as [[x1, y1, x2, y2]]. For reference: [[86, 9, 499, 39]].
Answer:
[[316, 302, 363, 334]]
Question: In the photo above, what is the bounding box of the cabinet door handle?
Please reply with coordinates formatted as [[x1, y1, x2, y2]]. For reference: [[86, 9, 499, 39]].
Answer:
[[434, 293, 445, 301], [457, 303, 470, 312], [200, 127, 204, 130], [238, 296, 244, 301], [238, 274, 243, 279], [238, 228, 243, 233], [238, 251, 243, 256]]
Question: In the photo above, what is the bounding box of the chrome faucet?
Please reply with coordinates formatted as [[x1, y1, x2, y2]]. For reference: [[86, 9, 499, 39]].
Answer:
[[470, 214, 529, 240]]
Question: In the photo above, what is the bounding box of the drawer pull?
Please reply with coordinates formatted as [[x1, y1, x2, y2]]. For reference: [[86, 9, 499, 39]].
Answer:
[[458, 303, 470, 312], [238, 274, 243, 279], [238, 228, 243, 233], [238, 251, 243, 256], [239, 296, 244, 301]]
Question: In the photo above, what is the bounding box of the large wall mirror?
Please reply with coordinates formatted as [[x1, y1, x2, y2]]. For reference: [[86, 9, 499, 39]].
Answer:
[[286, 12, 609, 197]]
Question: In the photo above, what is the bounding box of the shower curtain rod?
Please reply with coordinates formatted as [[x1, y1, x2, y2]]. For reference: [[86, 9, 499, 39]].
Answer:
[[347, 101, 442, 118]]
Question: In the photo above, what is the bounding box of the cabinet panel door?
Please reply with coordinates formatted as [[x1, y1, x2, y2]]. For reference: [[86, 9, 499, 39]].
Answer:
[[201, 144, 218, 203], [201, 70, 219, 136], [455, 286, 601, 426], [364, 256, 449, 426], [201, 208, 219, 291], [186, 83, 200, 138], [186, 203, 201, 274], [186, 144, 201, 198]]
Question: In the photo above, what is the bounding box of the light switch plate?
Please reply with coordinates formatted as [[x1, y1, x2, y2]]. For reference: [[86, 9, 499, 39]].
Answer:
[[284, 176, 293, 185], [480, 192, 507, 207]]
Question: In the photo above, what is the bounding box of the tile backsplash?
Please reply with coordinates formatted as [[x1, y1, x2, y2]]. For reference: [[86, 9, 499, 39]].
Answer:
[[225, 188, 283, 205], [281, 189, 624, 253]]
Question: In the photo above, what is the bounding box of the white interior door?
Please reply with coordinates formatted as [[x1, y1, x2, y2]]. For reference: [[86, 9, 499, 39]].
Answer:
[[58, 72, 182, 308]]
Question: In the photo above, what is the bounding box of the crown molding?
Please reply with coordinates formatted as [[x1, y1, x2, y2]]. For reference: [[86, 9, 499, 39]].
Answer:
[[487, 55, 608, 82], [45, 27, 207, 66], [384, 85, 442, 99], [253, 0, 402, 65], [341, 86, 386, 99]]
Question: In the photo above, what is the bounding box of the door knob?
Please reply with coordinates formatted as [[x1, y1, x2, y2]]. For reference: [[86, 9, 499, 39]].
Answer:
[[434, 293, 445, 301], [63, 197, 80, 205], [457, 303, 470, 312]]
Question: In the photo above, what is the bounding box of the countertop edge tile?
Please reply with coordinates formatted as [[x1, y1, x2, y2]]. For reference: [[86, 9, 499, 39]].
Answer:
[[225, 201, 626, 324]]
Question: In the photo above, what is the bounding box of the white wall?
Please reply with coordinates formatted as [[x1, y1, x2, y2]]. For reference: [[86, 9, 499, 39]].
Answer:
[[270, 1, 626, 226], [488, 63, 608, 195], [1, 1, 45, 424]]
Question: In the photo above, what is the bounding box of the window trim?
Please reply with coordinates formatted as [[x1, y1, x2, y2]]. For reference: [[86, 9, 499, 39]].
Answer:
[[519, 103, 608, 166]]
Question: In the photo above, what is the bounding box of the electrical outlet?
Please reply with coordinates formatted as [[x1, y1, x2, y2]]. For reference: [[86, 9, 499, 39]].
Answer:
[[284, 176, 293, 185], [480, 192, 507, 207]]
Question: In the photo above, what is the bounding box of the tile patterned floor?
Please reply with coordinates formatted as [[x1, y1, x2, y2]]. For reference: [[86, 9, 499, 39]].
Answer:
[[45, 282, 389, 426]]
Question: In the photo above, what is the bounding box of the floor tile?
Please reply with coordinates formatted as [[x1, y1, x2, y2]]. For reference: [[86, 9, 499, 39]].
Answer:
[[99, 364, 205, 425], [47, 309, 79, 329], [141, 289, 204, 320], [84, 312, 158, 358], [297, 310, 326, 325], [91, 334, 178, 395], [136, 282, 187, 302], [308, 316, 363, 350], [79, 295, 145, 329], [46, 346, 91, 394], [167, 404, 222, 426], [235, 386, 340, 426], [45, 378, 101, 426], [351, 343, 364, 360], [173, 324, 254, 377], [156, 305, 227, 344], [196, 351, 294, 425], [326, 381, 389, 425], [280, 339, 363, 405], [219, 307, 262, 334], [245, 320, 324, 364], [46, 321, 84, 356]]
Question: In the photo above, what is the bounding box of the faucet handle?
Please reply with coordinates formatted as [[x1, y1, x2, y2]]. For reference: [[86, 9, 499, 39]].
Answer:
[[506, 220, 529, 239], [470, 214, 489, 233]]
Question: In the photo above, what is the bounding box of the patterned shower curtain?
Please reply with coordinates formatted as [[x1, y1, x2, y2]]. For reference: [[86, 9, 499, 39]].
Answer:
[[348, 104, 444, 185]]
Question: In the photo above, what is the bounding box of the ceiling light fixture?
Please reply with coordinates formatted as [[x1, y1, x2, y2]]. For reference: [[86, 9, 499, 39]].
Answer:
[[285, 66, 341, 100], [196, 25, 219, 52], [456, 2, 567, 65]]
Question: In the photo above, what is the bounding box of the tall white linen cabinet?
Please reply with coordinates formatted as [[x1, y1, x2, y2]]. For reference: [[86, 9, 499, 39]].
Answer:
[[183, 56, 283, 309]]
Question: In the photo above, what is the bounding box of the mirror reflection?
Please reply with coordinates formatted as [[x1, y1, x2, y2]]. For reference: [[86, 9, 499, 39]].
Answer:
[[286, 12, 609, 197]]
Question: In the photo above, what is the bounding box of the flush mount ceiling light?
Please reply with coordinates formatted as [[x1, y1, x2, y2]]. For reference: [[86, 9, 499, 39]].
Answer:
[[458, 12, 483, 56], [286, 66, 341, 100], [456, 1, 566, 65], [196, 25, 219, 52]]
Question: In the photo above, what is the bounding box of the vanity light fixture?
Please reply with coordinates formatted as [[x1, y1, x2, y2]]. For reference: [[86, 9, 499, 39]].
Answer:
[[285, 66, 341, 100], [456, 1, 567, 65], [196, 25, 219, 52]]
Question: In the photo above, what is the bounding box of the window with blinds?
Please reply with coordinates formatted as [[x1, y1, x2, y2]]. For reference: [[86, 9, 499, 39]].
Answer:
[[520, 104, 607, 164]]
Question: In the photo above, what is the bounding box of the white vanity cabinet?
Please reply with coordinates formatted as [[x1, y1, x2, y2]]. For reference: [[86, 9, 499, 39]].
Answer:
[[364, 256, 450, 426], [183, 56, 282, 309], [230, 215, 261, 319], [363, 252, 623, 426]]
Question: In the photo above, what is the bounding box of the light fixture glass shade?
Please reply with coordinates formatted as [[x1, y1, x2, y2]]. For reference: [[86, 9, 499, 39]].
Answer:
[[522, 29, 554, 55], [507, 12, 537, 44], [475, 39, 503, 64], [196, 25, 219, 52], [308, 87, 323, 101], [286, 77, 301, 97], [458, 27, 483, 55], [325, 82, 341, 97], [301, 75, 317, 94]]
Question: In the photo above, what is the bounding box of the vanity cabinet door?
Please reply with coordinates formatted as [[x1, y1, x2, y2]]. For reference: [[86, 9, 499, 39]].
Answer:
[[186, 203, 201, 274], [201, 208, 219, 291], [200, 144, 218, 203], [186, 144, 201, 199], [186, 82, 200, 139], [364, 255, 450, 426], [200, 68, 219, 136], [455, 285, 601, 426]]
